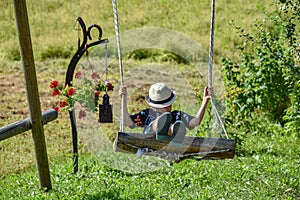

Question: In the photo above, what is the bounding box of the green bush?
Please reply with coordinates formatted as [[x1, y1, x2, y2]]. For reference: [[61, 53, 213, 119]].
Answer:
[[41, 45, 74, 60], [222, 0, 300, 140]]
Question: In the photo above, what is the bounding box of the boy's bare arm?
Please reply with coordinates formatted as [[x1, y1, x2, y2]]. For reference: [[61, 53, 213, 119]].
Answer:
[[119, 86, 134, 126], [189, 87, 211, 127]]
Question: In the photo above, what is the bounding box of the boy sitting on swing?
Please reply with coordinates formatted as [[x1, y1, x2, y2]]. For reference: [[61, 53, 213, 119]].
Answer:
[[119, 82, 212, 146]]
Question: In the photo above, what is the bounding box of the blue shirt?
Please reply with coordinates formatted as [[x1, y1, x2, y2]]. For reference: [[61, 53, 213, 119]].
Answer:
[[130, 108, 194, 133]]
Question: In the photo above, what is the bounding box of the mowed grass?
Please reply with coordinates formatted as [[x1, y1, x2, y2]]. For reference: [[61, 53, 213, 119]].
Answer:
[[0, 0, 299, 199], [0, 133, 299, 199]]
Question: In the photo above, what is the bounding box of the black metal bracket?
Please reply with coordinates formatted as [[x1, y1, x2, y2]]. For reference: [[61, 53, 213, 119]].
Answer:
[[65, 17, 108, 174], [65, 17, 108, 86]]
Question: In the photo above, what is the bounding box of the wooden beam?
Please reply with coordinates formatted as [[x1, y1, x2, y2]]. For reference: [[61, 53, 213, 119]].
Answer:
[[13, 0, 52, 190], [114, 132, 236, 160], [0, 109, 58, 141]]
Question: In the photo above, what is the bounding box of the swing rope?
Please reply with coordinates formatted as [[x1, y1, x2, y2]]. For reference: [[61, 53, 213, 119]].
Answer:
[[208, 0, 228, 139], [112, 0, 125, 132], [104, 42, 108, 83]]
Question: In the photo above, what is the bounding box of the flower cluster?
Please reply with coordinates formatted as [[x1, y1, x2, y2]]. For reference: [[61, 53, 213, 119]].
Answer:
[[50, 71, 113, 119]]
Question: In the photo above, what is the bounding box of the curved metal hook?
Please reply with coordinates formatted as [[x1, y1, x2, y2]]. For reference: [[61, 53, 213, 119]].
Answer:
[[87, 24, 103, 41], [65, 17, 108, 86], [76, 17, 88, 49], [76, 17, 103, 49]]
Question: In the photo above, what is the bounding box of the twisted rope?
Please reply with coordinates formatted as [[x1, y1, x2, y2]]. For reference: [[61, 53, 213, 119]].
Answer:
[[112, 0, 124, 132], [208, 0, 228, 139], [104, 42, 108, 82]]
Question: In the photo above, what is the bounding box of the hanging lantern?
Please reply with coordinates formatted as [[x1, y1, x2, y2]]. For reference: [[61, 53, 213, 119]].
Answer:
[[98, 93, 113, 123]]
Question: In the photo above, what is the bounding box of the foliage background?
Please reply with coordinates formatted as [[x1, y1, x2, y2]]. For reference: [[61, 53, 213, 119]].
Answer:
[[221, 0, 300, 144]]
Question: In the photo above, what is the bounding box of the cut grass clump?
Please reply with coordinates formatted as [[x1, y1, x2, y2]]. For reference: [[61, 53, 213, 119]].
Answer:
[[7, 48, 21, 61], [127, 49, 189, 65]]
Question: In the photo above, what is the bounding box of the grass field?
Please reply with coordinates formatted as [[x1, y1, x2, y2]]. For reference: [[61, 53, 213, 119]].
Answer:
[[0, 0, 299, 199]]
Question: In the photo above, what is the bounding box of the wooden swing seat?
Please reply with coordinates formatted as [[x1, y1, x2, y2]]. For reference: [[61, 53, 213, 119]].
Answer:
[[114, 132, 236, 162]]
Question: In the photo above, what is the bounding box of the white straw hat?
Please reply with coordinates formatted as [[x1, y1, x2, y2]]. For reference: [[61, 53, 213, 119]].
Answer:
[[145, 82, 176, 108]]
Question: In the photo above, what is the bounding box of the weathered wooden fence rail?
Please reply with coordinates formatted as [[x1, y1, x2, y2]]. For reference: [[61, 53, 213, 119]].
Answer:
[[0, 109, 58, 141]]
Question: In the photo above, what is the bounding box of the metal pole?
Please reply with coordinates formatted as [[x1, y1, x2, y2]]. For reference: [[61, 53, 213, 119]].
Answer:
[[13, 0, 52, 190]]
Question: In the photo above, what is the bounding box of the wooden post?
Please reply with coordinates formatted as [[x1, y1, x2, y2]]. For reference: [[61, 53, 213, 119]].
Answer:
[[13, 0, 52, 190]]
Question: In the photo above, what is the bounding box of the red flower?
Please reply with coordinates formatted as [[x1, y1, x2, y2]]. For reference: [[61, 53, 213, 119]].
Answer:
[[59, 101, 68, 108], [91, 72, 100, 79], [94, 90, 100, 98], [50, 80, 59, 88], [105, 81, 114, 91], [78, 110, 86, 119], [67, 87, 75, 96], [53, 107, 59, 112], [75, 71, 82, 79], [52, 89, 60, 96]]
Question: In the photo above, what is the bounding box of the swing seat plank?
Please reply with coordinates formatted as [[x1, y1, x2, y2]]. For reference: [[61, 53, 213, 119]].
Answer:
[[114, 132, 236, 160]]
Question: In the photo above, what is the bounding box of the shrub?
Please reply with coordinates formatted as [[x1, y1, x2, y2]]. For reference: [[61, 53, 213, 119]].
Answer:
[[41, 45, 74, 60], [222, 0, 300, 139]]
